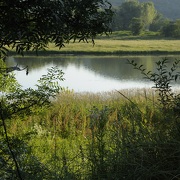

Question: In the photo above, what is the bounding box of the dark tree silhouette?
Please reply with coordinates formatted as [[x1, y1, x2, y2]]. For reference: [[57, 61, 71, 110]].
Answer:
[[0, 0, 113, 57]]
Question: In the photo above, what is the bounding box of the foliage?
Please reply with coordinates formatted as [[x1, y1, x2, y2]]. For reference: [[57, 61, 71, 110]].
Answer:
[[161, 19, 180, 38], [109, 0, 180, 21], [0, 136, 53, 180], [0, 2, 113, 176], [139, 0, 180, 20], [1, 66, 64, 117], [112, 0, 141, 31], [0, 0, 113, 58], [130, 17, 143, 35], [88, 106, 110, 179], [0, 66, 64, 179], [111, 0, 157, 32], [3, 85, 180, 179], [0, 59, 20, 92], [141, 2, 157, 30], [0, 1, 180, 178], [128, 58, 180, 110], [149, 12, 168, 32]]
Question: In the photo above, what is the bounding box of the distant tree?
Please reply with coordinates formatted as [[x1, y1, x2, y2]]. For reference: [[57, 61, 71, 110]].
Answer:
[[141, 2, 157, 30], [115, 0, 141, 30], [174, 19, 180, 37], [161, 19, 180, 38], [112, 0, 158, 32], [130, 17, 143, 35], [161, 22, 175, 37], [149, 12, 168, 32]]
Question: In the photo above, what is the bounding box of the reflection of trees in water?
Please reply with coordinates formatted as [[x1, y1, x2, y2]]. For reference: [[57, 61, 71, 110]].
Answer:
[[6, 55, 73, 70], [6, 55, 180, 81], [86, 57, 142, 79], [82, 55, 179, 80], [79, 56, 159, 80]]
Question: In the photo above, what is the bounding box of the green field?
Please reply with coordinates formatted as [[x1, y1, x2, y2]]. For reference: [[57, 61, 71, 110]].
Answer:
[[47, 39, 180, 55], [8, 31, 180, 55], [46, 31, 180, 55]]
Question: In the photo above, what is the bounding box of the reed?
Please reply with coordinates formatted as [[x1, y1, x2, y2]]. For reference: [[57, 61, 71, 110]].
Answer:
[[6, 88, 180, 179]]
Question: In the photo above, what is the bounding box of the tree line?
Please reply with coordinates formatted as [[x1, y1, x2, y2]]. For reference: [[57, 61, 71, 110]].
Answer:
[[111, 0, 180, 37], [109, 0, 180, 20]]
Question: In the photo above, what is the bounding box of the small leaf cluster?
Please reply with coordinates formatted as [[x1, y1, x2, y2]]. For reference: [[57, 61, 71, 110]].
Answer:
[[128, 58, 180, 109], [0, 66, 64, 120]]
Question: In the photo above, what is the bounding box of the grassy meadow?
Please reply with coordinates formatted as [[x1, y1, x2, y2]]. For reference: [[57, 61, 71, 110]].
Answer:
[[7, 31, 180, 55], [45, 31, 180, 55], [47, 39, 180, 55]]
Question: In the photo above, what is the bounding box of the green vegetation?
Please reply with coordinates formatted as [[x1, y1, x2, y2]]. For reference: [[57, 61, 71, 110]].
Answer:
[[0, 64, 65, 179], [0, 0, 113, 58], [162, 19, 180, 38], [111, 0, 180, 38], [44, 31, 180, 55], [1, 58, 180, 179], [112, 1, 157, 33], [1, 0, 180, 179], [109, 0, 180, 20], [8, 31, 180, 55], [3, 85, 180, 179]]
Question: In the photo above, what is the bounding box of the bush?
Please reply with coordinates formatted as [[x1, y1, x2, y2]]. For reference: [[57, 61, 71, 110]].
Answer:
[[130, 17, 143, 35], [161, 19, 180, 38]]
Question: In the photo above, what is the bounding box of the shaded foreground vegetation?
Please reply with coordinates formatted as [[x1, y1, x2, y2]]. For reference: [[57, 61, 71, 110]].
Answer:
[[2, 88, 180, 179], [0, 58, 180, 179]]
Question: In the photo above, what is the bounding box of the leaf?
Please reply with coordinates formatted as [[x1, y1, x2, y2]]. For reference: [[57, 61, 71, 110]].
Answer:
[[175, 74, 179, 81]]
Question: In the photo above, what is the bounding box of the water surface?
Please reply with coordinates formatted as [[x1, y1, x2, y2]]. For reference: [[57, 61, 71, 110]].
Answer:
[[6, 55, 180, 92]]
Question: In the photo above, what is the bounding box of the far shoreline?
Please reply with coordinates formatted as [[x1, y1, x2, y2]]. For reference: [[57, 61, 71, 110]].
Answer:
[[7, 35, 180, 57], [8, 50, 180, 57]]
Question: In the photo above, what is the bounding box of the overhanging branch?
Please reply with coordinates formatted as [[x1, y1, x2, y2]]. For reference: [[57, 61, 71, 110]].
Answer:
[[0, 65, 29, 75]]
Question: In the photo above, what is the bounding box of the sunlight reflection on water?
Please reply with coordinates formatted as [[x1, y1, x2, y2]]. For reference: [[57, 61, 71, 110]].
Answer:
[[6, 55, 180, 92]]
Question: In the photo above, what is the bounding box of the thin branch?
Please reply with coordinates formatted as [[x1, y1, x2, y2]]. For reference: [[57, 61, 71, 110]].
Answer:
[[0, 65, 28, 74], [116, 90, 143, 114], [0, 102, 23, 180]]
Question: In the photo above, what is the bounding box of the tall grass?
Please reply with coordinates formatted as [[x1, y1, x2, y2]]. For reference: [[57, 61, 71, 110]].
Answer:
[[5, 88, 180, 179]]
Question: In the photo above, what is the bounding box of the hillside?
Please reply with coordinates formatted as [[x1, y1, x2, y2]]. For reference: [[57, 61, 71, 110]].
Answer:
[[109, 0, 180, 20]]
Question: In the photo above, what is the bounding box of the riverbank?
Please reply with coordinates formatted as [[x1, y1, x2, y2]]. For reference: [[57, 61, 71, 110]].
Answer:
[[45, 39, 180, 55], [41, 31, 180, 55], [8, 38, 180, 56]]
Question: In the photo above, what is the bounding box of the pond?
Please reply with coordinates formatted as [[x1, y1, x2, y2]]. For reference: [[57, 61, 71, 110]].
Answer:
[[6, 54, 180, 92]]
